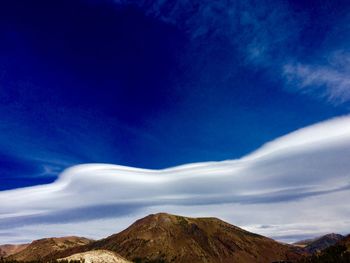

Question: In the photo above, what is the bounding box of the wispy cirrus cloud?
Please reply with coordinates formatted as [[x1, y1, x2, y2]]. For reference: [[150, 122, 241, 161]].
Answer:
[[0, 115, 350, 243], [284, 51, 350, 104], [115, 0, 298, 65], [114, 0, 350, 104]]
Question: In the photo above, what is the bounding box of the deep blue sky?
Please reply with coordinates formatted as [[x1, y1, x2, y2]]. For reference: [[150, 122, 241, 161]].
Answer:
[[0, 0, 349, 190]]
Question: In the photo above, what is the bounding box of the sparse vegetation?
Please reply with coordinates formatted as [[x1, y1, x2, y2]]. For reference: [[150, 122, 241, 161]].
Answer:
[[175, 216, 188, 228]]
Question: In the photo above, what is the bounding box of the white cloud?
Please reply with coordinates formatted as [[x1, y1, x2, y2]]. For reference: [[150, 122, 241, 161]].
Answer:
[[1, 115, 350, 244]]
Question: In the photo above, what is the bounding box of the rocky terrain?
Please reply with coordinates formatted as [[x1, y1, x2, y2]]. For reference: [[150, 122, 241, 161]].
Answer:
[[59, 249, 131, 263]]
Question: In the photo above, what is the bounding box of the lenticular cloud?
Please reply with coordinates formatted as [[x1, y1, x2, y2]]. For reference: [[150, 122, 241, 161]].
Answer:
[[1, 116, 350, 243]]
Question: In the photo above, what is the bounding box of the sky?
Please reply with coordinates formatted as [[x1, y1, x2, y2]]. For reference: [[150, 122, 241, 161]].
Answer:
[[0, 0, 350, 243]]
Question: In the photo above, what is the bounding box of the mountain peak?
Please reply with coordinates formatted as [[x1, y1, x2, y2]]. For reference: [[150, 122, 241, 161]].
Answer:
[[137, 213, 221, 226], [82, 213, 301, 263]]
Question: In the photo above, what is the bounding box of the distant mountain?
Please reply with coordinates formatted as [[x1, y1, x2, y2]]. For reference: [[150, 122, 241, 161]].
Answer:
[[57, 213, 301, 263], [0, 244, 28, 258], [294, 234, 344, 253], [297, 235, 350, 263], [7, 236, 92, 262], [58, 250, 131, 263]]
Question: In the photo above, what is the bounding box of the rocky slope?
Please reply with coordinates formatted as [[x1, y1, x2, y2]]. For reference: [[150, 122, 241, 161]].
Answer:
[[58, 213, 301, 263], [59, 250, 131, 263]]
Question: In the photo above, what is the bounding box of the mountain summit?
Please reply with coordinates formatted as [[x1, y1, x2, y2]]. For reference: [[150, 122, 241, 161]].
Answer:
[[63, 213, 301, 263]]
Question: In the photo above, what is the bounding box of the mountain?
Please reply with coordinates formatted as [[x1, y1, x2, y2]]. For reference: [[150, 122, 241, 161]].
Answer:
[[297, 235, 350, 263], [59, 250, 131, 263], [294, 234, 344, 253], [7, 236, 92, 262], [0, 244, 28, 258], [57, 213, 301, 263]]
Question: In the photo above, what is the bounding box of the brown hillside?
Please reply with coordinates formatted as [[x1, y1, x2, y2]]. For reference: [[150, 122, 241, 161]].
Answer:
[[8, 236, 92, 262], [66, 213, 302, 263]]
